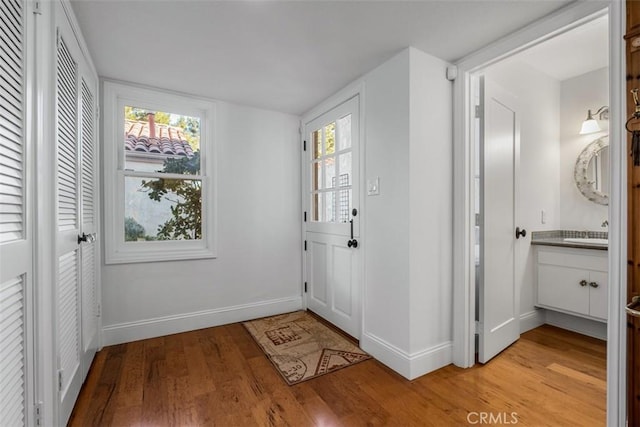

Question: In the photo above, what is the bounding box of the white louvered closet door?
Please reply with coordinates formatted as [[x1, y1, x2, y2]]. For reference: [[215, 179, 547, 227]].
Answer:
[[0, 0, 34, 426], [55, 4, 85, 423], [79, 69, 98, 380]]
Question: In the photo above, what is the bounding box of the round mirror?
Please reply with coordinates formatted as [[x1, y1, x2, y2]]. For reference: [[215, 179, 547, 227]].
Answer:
[[574, 135, 609, 205]]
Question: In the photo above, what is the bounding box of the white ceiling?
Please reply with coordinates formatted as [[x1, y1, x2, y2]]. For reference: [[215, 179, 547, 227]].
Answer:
[[71, 0, 574, 115], [517, 15, 609, 81]]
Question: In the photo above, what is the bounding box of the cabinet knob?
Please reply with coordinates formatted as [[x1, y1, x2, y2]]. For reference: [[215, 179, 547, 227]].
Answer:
[[579, 279, 588, 287], [589, 281, 599, 288]]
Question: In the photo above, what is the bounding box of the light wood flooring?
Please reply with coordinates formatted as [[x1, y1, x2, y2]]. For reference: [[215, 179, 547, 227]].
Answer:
[[68, 322, 606, 426]]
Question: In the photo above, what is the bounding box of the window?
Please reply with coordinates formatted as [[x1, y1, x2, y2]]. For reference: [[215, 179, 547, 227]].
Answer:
[[103, 82, 216, 264]]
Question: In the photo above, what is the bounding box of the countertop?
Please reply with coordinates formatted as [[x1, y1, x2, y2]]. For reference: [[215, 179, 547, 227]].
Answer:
[[530, 237, 607, 251]]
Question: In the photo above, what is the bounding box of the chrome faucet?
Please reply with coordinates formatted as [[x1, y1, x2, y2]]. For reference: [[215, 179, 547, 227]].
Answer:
[[601, 220, 609, 228]]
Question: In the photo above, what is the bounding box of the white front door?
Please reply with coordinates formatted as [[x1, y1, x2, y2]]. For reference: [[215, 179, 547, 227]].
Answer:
[[478, 77, 522, 363], [303, 96, 361, 338]]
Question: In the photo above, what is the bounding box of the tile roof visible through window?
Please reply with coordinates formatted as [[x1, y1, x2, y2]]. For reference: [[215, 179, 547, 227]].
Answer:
[[124, 114, 194, 158]]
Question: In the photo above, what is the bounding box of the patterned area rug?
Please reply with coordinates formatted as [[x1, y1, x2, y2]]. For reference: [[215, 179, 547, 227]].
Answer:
[[243, 311, 371, 385]]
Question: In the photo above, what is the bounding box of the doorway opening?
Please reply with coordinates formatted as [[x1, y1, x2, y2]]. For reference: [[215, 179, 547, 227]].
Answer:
[[466, 7, 612, 423]]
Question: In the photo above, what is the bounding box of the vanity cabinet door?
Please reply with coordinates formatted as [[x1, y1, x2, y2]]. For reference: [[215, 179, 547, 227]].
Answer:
[[588, 271, 608, 320], [538, 264, 590, 315]]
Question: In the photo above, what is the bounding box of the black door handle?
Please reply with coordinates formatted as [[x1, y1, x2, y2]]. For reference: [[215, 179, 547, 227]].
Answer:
[[515, 227, 527, 239], [77, 232, 96, 244], [347, 209, 358, 248]]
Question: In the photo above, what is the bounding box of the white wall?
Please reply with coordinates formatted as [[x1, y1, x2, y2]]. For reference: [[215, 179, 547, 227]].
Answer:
[[559, 67, 609, 230], [408, 49, 453, 358], [362, 49, 412, 353], [319, 48, 453, 379], [483, 59, 561, 330], [101, 100, 302, 345]]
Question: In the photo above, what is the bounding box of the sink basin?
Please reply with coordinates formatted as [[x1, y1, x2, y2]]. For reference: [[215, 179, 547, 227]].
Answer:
[[563, 238, 608, 245]]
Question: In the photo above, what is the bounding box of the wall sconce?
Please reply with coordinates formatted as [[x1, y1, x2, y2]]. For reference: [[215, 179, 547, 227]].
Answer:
[[579, 106, 609, 134]]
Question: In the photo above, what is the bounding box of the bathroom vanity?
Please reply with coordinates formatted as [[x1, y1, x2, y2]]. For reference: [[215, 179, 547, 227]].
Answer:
[[532, 234, 607, 323]]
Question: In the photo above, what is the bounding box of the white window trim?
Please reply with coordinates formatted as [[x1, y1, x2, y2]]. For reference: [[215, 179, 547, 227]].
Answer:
[[103, 80, 217, 264]]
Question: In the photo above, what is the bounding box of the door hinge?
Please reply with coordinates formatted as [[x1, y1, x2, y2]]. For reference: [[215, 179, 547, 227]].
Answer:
[[304, 240, 307, 251], [34, 402, 43, 426], [304, 282, 307, 293], [475, 105, 482, 119], [95, 106, 100, 120], [33, 1, 42, 15], [57, 370, 63, 392], [304, 211, 307, 222], [475, 320, 481, 334], [303, 140, 307, 151], [96, 303, 101, 317]]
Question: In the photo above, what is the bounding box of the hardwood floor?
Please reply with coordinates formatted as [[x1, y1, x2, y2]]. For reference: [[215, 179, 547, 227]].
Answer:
[[68, 323, 606, 426]]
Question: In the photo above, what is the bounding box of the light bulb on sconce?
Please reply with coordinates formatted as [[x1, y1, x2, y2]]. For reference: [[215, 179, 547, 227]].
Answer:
[[579, 106, 609, 135]]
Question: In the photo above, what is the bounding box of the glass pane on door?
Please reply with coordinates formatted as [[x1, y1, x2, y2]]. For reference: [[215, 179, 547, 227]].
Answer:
[[325, 158, 336, 189], [312, 161, 322, 191], [324, 123, 335, 155], [337, 114, 352, 150], [313, 129, 322, 160], [338, 152, 351, 187], [324, 192, 335, 223]]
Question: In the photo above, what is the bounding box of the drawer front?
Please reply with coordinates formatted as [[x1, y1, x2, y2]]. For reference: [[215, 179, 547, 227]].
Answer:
[[538, 264, 589, 315], [537, 248, 607, 271]]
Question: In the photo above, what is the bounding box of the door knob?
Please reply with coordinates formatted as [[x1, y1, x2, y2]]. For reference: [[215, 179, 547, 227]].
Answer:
[[77, 232, 96, 244], [515, 227, 527, 239], [589, 282, 599, 288], [579, 279, 588, 287]]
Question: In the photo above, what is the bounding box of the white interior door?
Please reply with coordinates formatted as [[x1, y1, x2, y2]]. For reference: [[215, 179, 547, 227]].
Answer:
[[478, 77, 521, 363], [79, 68, 99, 379], [0, 0, 35, 424], [54, 4, 96, 422], [304, 96, 361, 338]]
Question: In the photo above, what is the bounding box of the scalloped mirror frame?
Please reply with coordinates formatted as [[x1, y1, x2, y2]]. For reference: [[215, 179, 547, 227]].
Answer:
[[574, 135, 609, 206]]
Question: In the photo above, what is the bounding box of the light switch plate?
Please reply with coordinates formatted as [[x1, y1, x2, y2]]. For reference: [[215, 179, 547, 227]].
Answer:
[[367, 177, 380, 196]]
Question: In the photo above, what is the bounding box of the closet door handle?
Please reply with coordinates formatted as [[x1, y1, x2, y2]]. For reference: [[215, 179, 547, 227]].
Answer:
[[77, 232, 96, 244], [589, 282, 599, 288], [515, 227, 527, 239], [579, 280, 588, 287]]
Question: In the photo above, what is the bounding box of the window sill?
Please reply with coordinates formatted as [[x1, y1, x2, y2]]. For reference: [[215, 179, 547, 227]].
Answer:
[[104, 243, 217, 265]]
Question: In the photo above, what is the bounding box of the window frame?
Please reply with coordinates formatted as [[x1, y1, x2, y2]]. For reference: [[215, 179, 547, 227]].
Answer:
[[103, 81, 217, 264]]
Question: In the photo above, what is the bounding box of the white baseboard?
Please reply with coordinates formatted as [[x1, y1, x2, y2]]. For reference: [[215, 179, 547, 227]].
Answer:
[[544, 310, 607, 341], [360, 332, 452, 380], [101, 296, 303, 346], [520, 309, 545, 334]]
